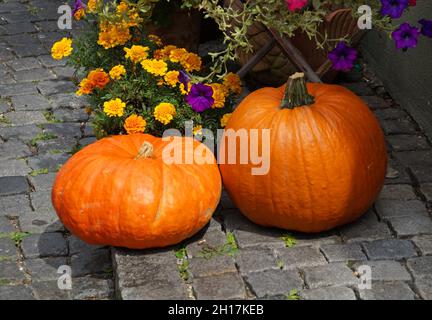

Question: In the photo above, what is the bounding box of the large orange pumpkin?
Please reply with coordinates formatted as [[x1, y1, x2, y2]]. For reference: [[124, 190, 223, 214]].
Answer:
[[219, 73, 387, 233], [52, 134, 221, 249]]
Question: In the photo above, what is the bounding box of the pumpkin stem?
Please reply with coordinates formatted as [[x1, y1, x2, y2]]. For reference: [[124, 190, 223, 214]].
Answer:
[[135, 141, 154, 159], [280, 72, 315, 109]]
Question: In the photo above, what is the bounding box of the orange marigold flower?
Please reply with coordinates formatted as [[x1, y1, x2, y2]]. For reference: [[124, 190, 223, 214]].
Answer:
[[76, 78, 94, 96], [87, 0, 98, 13], [209, 83, 227, 108], [148, 34, 163, 47], [154, 102, 176, 125], [51, 38, 73, 60], [169, 48, 188, 63], [181, 52, 202, 72], [98, 21, 131, 49], [220, 113, 232, 128], [124, 45, 149, 63], [87, 68, 110, 90], [164, 71, 179, 87], [103, 98, 126, 117], [124, 114, 146, 134], [74, 8, 85, 20], [141, 59, 168, 77], [223, 72, 242, 95], [109, 65, 126, 80], [154, 45, 177, 60]]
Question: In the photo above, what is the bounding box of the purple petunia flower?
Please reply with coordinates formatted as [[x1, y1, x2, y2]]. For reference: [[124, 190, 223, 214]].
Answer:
[[328, 42, 358, 72], [72, 0, 86, 15], [380, 0, 409, 19], [178, 70, 191, 88], [419, 19, 432, 38], [392, 23, 420, 50], [186, 83, 214, 113]]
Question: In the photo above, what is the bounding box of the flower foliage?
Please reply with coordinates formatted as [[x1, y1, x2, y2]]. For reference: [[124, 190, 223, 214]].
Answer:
[[52, 0, 240, 138]]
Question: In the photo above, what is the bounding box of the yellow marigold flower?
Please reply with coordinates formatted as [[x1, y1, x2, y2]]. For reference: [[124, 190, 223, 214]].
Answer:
[[98, 21, 131, 49], [87, 68, 110, 89], [103, 98, 126, 117], [141, 59, 168, 77], [148, 34, 163, 47], [181, 52, 202, 72], [74, 8, 85, 20], [179, 83, 190, 95], [223, 72, 242, 95], [51, 37, 73, 60], [220, 113, 232, 128], [210, 83, 227, 108], [76, 78, 94, 96], [124, 45, 149, 63], [164, 71, 179, 87], [193, 125, 203, 136], [124, 114, 146, 134], [154, 102, 176, 125], [169, 48, 188, 63], [87, 0, 98, 13], [109, 65, 126, 80]]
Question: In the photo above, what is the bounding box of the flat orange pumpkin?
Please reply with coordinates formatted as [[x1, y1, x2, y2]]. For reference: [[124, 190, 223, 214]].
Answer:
[[219, 73, 387, 233], [52, 134, 221, 249]]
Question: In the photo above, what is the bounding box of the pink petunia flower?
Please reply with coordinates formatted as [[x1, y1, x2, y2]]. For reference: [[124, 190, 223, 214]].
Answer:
[[285, 0, 308, 11]]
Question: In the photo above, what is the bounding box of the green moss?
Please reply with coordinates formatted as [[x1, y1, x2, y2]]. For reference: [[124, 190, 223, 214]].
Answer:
[[286, 289, 300, 300], [197, 231, 239, 260], [281, 233, 296, 248], [29, 132, 57, 147], [29, 168, 49, 177], [174, 247, 190, 281]]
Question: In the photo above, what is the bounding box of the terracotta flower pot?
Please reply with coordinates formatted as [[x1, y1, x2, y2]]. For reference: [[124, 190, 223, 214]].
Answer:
[[227, 0, 363, 85]]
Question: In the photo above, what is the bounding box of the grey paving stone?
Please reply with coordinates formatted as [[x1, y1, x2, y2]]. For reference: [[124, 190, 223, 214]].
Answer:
[[320, 243, 366, 262], [300, 286, 356, 300], [4, 111, 46, 125], [0, 138, 32, 160], [359, 282, 416, 300], [340, 210, 391, 243], [360, 95, 391, 109], [276, 246, 327, 269], [43, 122, 82, 139], [0, 82, 38, 96], [303, 263, 357, 289], [343, 83, 374, 96], [82, 124, 95, 137], [71, 248, 111, 277], [21, 232, 68, 259], [34, 21, 60, 32], [395, 150, 432, 183], [189, 255, 237, 278], [11, 94, 51, 111], [421, 183, 432, 201], [49, 93, 88, 109], [0, 176, 29, 196], [0, 194, 32, 216], [234, 247, 277, 274], [14, 68, 56, 82], [0, 285, 34, 300], [385, 158, 412, 184], [30, 191, 54, 212], [0, 47, 15, 62], [53, 108, 88, 123], [0, 216, 14, 233], [0, 99, 11, 113], [375, 199, 428, 220], [389, 215, 432, 237], [25, 257, 67, 281], [27, 153, 69, 172], [28, 172, 56, 192], [1, 22, 37, 35], [72, 276, 114, 300], [374, 108, 408, 120], [37, 80, 75, 96], [52, 66, 75, 79], [31, 280, 71, 300], [245, 269, 302, 298], [68, 235, 105, 256], [414, 277, 432, 300], [19, 210, 63, 234], [378, 184, 417, 201], [187, 229, 227, 258], [412, 235, 432, 255], [0, 124, 41, 141], [381, 119, 418, 135], [363, 239, 417, 260], [407, 256, 432, 280], [37, 137, 77, 154], [38, 54, 67, 68], [12, 43, 49, 58], [0, 238, 16, 257], [194, 272, 247, 300], [352, 261, 411, 281], [114, 248, 188, 300], [6, 57, 41, 71], [387, 134, 429, 152], [0, 260, 25, 282]]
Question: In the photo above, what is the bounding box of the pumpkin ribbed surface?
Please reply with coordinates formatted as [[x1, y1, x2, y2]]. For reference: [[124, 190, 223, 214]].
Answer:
[[219, 83, 387, 232], [52, 134, 221, 249]]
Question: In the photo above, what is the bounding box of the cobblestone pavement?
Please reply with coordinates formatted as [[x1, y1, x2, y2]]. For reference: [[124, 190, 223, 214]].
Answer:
[[1, 0, 432, 300]]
